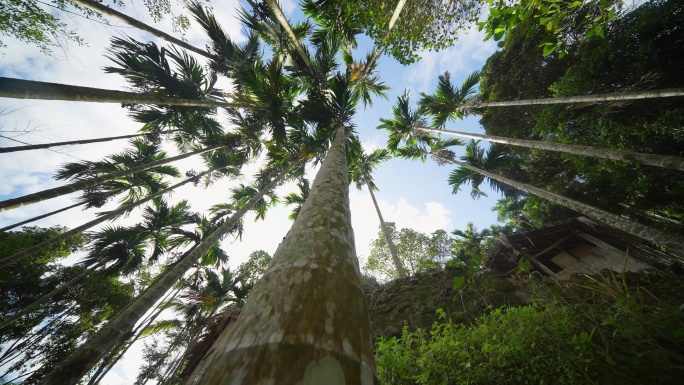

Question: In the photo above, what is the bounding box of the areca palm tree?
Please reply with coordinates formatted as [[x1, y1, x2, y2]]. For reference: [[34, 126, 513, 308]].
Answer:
[[419, 70, 684, 123], [378, 90, 433, 151], [448, 140, 518, 199], [0, 165, 232, 269], [0, 143, 222, 212], [68, 0, 214, 58], [350, 147, 407, 278], [418, 126, 684, 171], [185, 121, 375, 383], [0, 77, 249, 109], [0, 130, 177, 154], [400, 139, 684, 256], [35, 161, 297, 385]]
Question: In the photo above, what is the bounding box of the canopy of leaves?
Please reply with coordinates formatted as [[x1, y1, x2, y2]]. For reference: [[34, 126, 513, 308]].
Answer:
[[337, 0, 483, 64], [365, 222, 453, 280], [478, 0, 684, 233]]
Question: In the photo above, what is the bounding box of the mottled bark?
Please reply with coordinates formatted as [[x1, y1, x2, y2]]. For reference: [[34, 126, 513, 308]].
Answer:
[[447, 158, 684, 256], [0, 77, 247, 108], [0, 145, 221, 212], [421, 127, 684, 171], [35, 166, 293, 385], [0, 202, 85, 232], [71, 0, 215, 58], [185, 126, 377, 384], [0, 261, 105, 330], [367, 0, 407, 70], [0, 167, 219, 269], [0, 130, 178, 153], [367, 184, 407, 278], [471, 88, 684, 108], [263, 0, 315, 74]]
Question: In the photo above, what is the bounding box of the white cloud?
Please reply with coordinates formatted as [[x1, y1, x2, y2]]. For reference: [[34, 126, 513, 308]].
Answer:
[[350, 189, 451, 259], [281, 0, 297, 16], [405, 27, 497, 92]]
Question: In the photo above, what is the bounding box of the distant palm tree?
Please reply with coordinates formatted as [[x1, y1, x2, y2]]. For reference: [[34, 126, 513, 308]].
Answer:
[[0, 143, 222, 212], [419, 70, 684, 123], [0, 166, 230, 269], [34, 161, 296, 385], [448, 140, 518, 199], [400, 139, 684, 256], [0, 130, 177, 154], [0, 77, 247, 109], [350, 147, 408, 278], [419, 126, 684, 171], [69, 0, 214, 58]]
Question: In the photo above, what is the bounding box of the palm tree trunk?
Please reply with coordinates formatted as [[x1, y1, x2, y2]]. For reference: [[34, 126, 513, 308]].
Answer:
[[0, 145, 222, 212], [34, 164, 295, 385], [367, 0, 408, 69], [0, 166, 222, 269], [0, 77, 250, 109], [443, 157, 684, 256], [421, 127, 684, 171], [185, 126, 376, 384], [262, 0, 316, 74], [0, 261, 106, 330], [0, 130, 178, 154], [0, 202, 85, 232], [86, 286, 181, 385], [367, 183, 407, 278], [70, 0, 214, 59], [471, 88, 684, 108]]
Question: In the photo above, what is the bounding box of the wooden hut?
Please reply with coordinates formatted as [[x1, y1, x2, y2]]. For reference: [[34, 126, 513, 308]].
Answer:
[[485, 217, 674, 280]]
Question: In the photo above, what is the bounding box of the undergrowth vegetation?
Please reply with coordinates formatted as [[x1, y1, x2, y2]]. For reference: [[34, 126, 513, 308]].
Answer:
[[375, 272, 684, 384]]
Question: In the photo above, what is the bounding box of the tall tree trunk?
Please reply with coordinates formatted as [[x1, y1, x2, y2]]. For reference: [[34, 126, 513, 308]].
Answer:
[[421, 127, 684, 171], [185, 126, 376, 384], [0, 202, 85, 232], [0, 261, 106, 330], [0, 77, 250, 109], [70, 0, 214, 59], [0, 145, 222, 212], [367, 183, 407, 278], [34, 165, 295, 385], [471, 88, 684, 108], [262, 0, 316, 74], [0, 167, 221, 269], [0, 130, 178, 153], [442, 157, 684, 256], [86, 286, 182, 385], [367, 0, 407, 69]]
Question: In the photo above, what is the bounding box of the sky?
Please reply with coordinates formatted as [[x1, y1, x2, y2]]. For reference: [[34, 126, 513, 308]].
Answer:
[[0, 0, 502, 382]]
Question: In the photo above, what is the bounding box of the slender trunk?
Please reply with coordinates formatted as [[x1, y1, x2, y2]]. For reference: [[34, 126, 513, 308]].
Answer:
[[0, 145, 221, 212], [0, 261, 106, 330], [0, 77, 250, 108], [35, 165, 295, 385], [444, 157, 684, 256], [0, 130, 178, 154], [421, 127, 684, 171], [86, 286, 181, 385], [69, 0, 214, 58], [263, 0, 316, 74], [87, 288, 182, 385], [471, 88, 684, 108], [367, 0, 407, 70], [0, 166, 221, 269], [185, 126, 376, 384], [367, 183, 407, 278], [0, 202, 85, 232]]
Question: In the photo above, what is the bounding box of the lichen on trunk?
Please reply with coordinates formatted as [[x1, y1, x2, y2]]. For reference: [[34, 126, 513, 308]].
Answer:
[[186, 126, 377, 384]]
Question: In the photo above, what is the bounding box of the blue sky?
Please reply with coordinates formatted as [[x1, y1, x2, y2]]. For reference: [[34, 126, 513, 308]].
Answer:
[[0, 0, 503, 382]]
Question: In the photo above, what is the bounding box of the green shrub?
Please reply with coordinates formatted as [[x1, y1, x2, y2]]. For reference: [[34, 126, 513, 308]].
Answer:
[[375, 297, 684, 385]]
